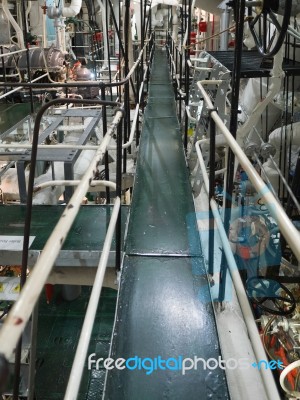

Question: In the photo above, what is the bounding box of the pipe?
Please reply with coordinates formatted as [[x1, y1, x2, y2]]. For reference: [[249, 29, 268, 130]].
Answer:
[[195, 138, 281, 400], [64, 197, 120, 400], [25, 1, 32, 32], [96, 0, 109, 69], [197, 81, 300, 262], [47, 0, 82, 18], [33, 180, 116, 192], [2, 0, 24, 49], [0, 73, 48, 100], [279, 359, 300, 398]]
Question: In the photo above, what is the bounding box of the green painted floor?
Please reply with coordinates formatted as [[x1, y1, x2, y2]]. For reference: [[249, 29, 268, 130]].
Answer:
[[104, 48, 229, 399], [35, 286, 117, 400], [0, 103, 37, 134]]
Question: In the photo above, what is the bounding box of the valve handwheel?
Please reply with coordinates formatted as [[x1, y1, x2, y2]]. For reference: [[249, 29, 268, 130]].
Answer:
[[246, 276, 296, 315], [248, 0, 292, 57]]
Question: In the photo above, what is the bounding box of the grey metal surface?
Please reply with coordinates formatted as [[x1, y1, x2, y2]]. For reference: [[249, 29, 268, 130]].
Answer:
[[104, 49, 229, 400], [105, 256, 229, 400]]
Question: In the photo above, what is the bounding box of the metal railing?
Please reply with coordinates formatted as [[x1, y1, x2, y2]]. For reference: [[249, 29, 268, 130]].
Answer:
[[0, 34, 155, 399], [194, 80, 300, 400]]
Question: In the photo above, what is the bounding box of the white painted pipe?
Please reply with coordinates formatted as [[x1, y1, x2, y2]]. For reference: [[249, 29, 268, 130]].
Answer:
[[96, 0, 109, 69], [64, 196, 120, 400], [0, 48, 29, 59], [25, 1, 32, 32], [2, 0, 24, 48], [109, 64, 148, 150], [33, 180, 116, 192], [172, 6, 178, 42], [195, 138, 280, 400], [0, 73, 48, 100], [279, 359, 300, 398], [47, 0, 82, 19], [62, 0, 82, 17], [197, 80, 300, 262], [0, 110, 123, 360]]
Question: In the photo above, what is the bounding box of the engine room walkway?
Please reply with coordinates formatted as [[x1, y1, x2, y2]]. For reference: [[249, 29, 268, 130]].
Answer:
[[103, 48, 229, 400]]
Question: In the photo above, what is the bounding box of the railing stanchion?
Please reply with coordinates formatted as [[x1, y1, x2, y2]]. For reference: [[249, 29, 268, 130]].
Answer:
[[208, 109, 216, 276], [116, 121, 123, 272]]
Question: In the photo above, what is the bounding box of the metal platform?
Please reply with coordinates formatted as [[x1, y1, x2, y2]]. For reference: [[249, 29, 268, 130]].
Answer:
[[104, 49, 229, 400], [0, 204, 128, 268], [208, 50, 300, 78], [34, 286, 117, 400]]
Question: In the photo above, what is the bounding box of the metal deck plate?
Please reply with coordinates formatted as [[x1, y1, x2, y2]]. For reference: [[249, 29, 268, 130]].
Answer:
[[0, 205, 128, 266], [105, 49, 229, 400], [126, 50, 200, 256], [208, 50, 300, 78], [105, 255, 229, 400], [35, 287, 117, 400]]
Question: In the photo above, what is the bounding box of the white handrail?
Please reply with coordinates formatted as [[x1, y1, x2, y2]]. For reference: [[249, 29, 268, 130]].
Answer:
[[195, 138, 281, 400], [64, 196, 120, 400], [0, 73, 48, 100], [0, 109, 123, 359], [197, 80, 300, 262], [0, 48, 33, 59]]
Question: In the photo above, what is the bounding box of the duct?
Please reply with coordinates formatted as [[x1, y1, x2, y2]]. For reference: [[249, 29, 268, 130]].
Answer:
[[1, 0, 24, 49], [263, 122, 300, 194], [47, 0, 82, 18]]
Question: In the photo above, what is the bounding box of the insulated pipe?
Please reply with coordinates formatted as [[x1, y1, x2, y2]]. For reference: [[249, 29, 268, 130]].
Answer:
[[197, 81, 300, 262], [33, 179, 116, 192], [25, 1, 32, 32], [47, 0, 82, 18], [96, 0, 109, 69], [2, 0, 24, 48], [262, 122, 300, 197], [62, 0, 82, 17]]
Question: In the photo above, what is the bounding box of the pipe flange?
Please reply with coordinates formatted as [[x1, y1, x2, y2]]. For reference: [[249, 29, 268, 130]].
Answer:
[[47, 6, 62, 19], [244, 142, 259, 157], [259, 142, 276, 158]]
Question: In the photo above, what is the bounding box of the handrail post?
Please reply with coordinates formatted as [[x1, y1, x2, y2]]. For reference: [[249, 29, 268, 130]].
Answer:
[[219, 0, 245, 302], [116, 121, 123, 272], [184, 0, 192, 151], [209, 109, 217, 276], [101, 83, 111, 203]]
